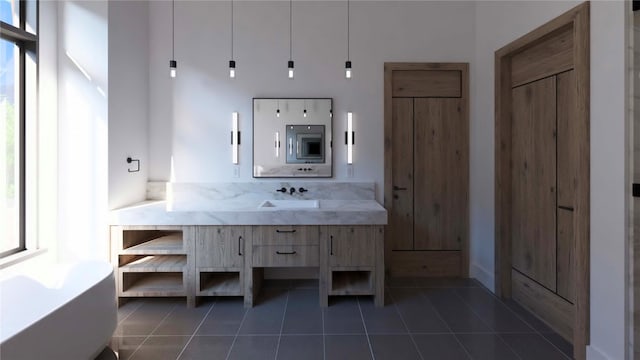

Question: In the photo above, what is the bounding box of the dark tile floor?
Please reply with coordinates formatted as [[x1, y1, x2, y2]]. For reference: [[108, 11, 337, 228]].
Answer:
[[103, 278, 572, 360]]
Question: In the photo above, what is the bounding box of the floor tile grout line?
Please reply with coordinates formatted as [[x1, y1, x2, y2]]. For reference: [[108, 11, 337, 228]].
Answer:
[[356, 297, 376, 360], [274, 289, 291, 360], [174, 300, 217, 360], [127, 303, 178, 360], [488, 293, 573, 359], [450, 288, 525, 360], [386, 290, 424, 360], [417, 288, 473, 360], [116, 300, 145, 326], [224, 299, 251, 360], [470, 283, 573, 359]]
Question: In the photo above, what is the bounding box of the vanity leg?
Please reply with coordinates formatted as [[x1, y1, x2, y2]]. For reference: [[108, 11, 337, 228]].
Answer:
[[187, 295, 196, 308], [374, 227, 385, 307], [319, 228, 329, 307], [245, 268, 263, 308]]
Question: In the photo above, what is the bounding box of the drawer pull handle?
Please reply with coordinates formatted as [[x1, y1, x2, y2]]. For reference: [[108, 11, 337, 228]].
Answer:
[[276, 250, 297, 255], [238, 236, 243, 256], [276, 229, 297, 234], [330, 235, 334, 255]]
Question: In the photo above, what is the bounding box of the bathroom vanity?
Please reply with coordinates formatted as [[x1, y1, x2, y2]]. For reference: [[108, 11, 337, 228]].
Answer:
[[109, 182, 387, 308]]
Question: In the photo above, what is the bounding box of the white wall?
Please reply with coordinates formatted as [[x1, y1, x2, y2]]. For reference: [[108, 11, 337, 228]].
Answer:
[[108, 1, 149, 210], [472, 1, 629, 359], [57, 0, 109, 262], [148, 0, 476, 201]]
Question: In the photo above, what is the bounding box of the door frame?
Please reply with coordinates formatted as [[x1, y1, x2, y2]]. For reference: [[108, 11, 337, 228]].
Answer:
[[383, 62, 470, 277], [494, 3, 589, 358]]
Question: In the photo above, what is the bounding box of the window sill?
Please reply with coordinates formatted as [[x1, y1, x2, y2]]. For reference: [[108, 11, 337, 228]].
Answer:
[[0, 248, 48, 271]]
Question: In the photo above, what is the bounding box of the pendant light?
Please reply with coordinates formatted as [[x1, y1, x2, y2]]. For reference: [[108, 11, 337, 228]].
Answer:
[[229, 0, 236, 78], [169, 0, 177, 78], [288, 0, 294, 79], [345, 0, 351, 79]]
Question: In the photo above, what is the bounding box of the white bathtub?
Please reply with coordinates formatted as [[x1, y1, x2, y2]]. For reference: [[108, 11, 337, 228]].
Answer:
[[0, 260, 117, 360]]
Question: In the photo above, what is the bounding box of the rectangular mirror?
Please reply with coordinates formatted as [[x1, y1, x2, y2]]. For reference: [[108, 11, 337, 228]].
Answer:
[[253, 98, 332, 177]]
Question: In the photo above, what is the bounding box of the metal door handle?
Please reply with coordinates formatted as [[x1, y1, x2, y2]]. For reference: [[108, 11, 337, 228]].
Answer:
[[276, 229, 296, 233], [238, 236, 243, 256], [276, 250, 297, 255], [393, 186, 407, 191]]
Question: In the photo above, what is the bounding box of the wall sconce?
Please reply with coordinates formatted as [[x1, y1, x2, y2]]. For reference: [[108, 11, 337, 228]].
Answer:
[[275, 132, 280, 157], [346, 112, 354, 164], [231, 112, 240, 164]]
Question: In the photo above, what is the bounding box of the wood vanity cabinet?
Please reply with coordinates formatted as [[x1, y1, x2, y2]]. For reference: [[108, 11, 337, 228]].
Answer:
[[111, 224, 384, 309], [194, 226, 249, 300], [320, 226, 384, 307]]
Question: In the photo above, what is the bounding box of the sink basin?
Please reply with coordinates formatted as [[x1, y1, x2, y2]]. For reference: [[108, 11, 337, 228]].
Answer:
[[258, 200, 320, 209]]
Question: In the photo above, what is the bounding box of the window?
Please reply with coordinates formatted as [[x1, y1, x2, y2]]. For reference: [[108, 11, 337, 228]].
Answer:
[[1, 0, 37, 258]]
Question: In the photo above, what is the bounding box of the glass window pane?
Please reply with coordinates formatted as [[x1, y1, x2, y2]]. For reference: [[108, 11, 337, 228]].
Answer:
[[1, 39, 21, 255], [0, 0, 20, 28]]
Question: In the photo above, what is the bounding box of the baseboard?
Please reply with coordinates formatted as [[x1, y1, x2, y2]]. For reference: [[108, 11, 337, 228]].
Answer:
[[586, 345, 611, 360], [470, 262, 495, 292]]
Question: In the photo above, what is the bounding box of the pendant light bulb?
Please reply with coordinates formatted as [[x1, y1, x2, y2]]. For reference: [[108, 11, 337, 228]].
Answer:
[[303, 109, 307, 118], [288, 60, 294, 79], [229, 60, 236, 78], [345, 61, 352, 79], [277, 108, 281, 117], [170, 60, 177, 78]]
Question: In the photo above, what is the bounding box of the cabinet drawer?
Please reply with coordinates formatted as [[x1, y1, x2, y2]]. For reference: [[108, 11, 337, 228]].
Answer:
[[252, 226, 319, 246], [252, 245, 319, 267]]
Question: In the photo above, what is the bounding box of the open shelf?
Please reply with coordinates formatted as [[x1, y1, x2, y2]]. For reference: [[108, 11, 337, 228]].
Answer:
[[121, 233, 185, 255], [121, 234, 184, 255], [120, 255, 186, 272], [121, 272, 184, 296], [198, 272, 242, 296], [330, 270, 374, 295]]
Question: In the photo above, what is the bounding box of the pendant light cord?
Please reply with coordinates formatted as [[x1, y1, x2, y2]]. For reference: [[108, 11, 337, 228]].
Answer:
[[231, 0, 234, 60], [289, 0, 292, 61], [347, 0, 350, 61], [172, 0, 175, 59]]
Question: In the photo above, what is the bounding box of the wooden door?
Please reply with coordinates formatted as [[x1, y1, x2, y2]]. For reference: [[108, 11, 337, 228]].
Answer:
[[414, 98, 467, 251], [384, 63, 469, 277], [556, 70, 577, 302], [510, 77, 557, 290], [389, 99, 414, 250], [495, 4, 590, 355]]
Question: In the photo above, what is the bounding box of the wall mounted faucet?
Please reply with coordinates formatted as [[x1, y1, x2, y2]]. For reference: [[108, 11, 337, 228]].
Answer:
[[299, 187, 308, 193], [276, 187, 287, 193]]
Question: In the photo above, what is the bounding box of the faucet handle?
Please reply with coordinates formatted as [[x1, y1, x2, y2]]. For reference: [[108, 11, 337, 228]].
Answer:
[[289, 187, 296, 195], [299, 187, 308, 193], [276, 187, 287, 193]]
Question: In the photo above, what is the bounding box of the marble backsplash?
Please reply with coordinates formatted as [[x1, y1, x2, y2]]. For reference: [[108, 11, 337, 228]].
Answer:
[[146, 182, 167, 200], [164, 182, 376, 211]]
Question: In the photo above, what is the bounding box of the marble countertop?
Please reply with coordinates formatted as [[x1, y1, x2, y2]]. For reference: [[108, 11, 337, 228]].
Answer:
[[109, 200, 388, 226]]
